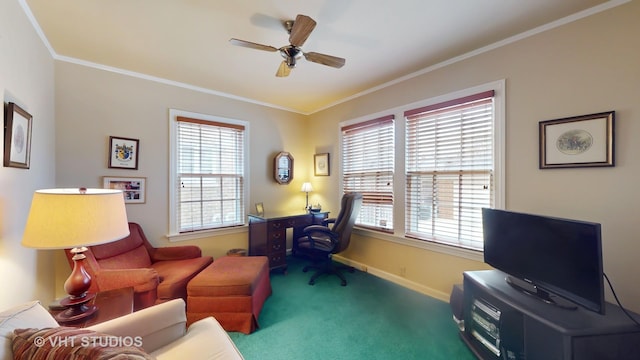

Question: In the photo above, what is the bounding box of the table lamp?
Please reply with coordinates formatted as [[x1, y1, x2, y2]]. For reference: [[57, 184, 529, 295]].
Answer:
[[22, 188, 130, 323], [301, 182, 313, 210]]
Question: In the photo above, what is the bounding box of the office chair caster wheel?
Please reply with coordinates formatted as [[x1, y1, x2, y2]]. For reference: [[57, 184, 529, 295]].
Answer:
[[309, 279, 315, 285], [341, 280, 347, 286]]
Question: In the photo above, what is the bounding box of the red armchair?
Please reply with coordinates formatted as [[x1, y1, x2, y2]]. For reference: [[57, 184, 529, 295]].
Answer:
[[65, 222, 213, 310]]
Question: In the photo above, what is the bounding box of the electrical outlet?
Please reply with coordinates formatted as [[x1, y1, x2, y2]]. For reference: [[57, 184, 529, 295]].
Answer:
[[360, 265, 368, 272]]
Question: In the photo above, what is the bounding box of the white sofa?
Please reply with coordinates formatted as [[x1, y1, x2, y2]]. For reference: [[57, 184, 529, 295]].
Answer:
[[0, 298, 244, 359]]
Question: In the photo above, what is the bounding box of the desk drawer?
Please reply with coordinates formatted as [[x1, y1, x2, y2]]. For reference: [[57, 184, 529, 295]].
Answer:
[[269, 251, 286, 268], [268, 228, 285, 241], [268, 236, 285, 253], [269, 218, 296, 231]]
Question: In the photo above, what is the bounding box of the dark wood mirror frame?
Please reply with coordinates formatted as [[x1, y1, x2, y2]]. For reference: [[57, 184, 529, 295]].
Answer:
[[274, 151, 294, 184]]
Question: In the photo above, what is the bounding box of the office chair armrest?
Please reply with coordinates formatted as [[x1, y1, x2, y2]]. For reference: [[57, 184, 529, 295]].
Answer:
[[322, 218, 337, 226], [302, 225, 339, 248]]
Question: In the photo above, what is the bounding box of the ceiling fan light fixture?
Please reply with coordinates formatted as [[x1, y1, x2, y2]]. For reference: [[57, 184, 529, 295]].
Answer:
[[280, 45, 302, 68], [279, 45, 302, 59]]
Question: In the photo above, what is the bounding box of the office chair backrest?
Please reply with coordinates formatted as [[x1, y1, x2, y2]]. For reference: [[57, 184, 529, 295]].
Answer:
[[331, 192, 363, 254]]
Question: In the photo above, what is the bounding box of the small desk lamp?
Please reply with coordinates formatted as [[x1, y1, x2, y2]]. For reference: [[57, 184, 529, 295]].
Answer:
[[301, 182, 313, 210], [22, 188, 130, 323]]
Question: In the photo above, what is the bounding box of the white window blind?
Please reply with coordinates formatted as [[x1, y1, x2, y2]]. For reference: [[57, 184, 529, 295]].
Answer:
[[405, 91, 495, 250], [176, 116, 245, 232], [341, 115, 394, 231]]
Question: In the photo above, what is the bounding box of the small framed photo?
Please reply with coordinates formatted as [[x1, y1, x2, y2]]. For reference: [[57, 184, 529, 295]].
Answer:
[[109, 136, 139, 170], [255, 202, 264, 216], [314, 153, 330, 176], [3, 102, 33, 169], [539, 111, 614, 169], [103, 176, 146, 204]]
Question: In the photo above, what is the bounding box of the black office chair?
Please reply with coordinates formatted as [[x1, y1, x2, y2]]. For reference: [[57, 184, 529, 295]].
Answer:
[[295, 192, 363, 286]]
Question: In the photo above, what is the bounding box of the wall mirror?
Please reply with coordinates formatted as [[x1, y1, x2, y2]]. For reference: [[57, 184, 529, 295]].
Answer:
[[274, 151, 294, 184]]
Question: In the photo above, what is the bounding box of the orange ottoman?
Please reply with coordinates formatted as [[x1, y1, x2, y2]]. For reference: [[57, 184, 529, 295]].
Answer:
[[186, 256, 272, 334]]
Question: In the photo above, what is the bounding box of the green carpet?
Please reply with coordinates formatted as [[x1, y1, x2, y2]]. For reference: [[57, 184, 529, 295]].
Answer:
[[228, 256, 475, 360]]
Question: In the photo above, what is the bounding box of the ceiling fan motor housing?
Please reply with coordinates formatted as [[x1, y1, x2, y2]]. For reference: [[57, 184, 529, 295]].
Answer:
[[280, 45, 302, 68]]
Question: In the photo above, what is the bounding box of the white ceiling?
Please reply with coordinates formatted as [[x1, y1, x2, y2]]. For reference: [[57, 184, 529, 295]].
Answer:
[[23, 0, 618, 114]]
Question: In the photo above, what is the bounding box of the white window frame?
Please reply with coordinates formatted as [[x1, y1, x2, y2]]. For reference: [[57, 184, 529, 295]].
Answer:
[[168, 109, 249, 242], [340, 80, 505, 260], [340, 115, 395, 232]]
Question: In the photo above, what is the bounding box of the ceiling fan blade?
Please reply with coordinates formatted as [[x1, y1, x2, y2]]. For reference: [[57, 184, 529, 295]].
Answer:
[[229, 38, 278, 52], [276, 61, 291, 77], [304, 52, 346, 68], [289, 14, 316, 47]]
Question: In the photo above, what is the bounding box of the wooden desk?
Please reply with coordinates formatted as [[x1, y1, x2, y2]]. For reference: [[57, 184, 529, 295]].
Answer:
[[248, 211, 329, 272], [50, 287, 134, 328]]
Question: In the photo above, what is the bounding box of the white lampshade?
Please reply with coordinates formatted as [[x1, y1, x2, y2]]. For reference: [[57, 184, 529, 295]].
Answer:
[[301, 182, 313, 193], [22, 188, 130, 249]]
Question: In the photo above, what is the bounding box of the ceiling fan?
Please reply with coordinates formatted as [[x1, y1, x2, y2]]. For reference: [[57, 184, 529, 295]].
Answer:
[[229, 14, 346, 77]]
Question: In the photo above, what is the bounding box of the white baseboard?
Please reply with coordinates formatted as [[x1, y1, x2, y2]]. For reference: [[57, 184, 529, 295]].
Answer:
[[332, 254, 451, 302]]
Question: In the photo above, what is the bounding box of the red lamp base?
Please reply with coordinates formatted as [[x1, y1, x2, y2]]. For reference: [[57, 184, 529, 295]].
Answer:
[[55, 293, 97, 323], [57, 247, 98, 323]]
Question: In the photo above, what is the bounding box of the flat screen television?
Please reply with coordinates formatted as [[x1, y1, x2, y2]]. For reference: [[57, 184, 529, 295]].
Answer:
[[482, 208, 605, 314]]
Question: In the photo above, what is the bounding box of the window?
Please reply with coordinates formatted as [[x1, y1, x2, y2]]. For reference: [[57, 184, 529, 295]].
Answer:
[[170, 111, 247, 234], [405, 91, 495, 250], [341, 115, 394, 231]]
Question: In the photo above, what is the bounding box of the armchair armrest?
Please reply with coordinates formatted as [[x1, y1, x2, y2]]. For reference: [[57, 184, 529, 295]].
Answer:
[[149, 245, 202, 262], [87, 299, 187, 354], [95, 268, 159, 293]]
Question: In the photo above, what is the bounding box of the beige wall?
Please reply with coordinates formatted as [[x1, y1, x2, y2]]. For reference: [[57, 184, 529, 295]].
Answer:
[[54, 61, 314, 241], [308, 1, 640, 309], [0, 0, 56, 309]]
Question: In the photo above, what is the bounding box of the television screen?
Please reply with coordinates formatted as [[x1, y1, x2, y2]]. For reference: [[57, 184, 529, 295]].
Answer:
[[482, 208, 605, 314]]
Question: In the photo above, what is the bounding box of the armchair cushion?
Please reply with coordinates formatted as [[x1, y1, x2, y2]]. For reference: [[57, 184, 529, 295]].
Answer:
[[94, 245, 153, 270], [151, 258, 214, 302]]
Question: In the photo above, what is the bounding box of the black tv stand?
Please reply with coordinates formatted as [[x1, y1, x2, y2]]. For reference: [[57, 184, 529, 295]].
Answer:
[[461, 270, 640, 360], [505, 275, 578, 311]]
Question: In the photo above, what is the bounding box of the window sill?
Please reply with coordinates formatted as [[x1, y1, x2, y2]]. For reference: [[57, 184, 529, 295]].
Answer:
[[353, 227, 484, 262], [166, 225, 248, 242]]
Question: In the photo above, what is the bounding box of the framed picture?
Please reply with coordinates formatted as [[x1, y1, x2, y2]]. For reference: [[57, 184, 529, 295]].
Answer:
[[314, 153, 330, 176], [109, 136, 139, 170], [539, 111, 614, 169], [3, 102, 33, 169], [103, 176, 146, 204], [255, 202, 264, 216]]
